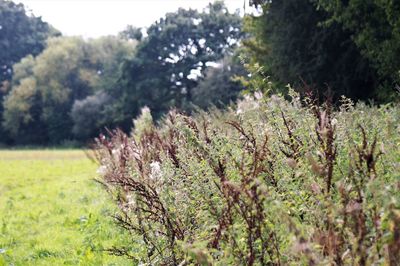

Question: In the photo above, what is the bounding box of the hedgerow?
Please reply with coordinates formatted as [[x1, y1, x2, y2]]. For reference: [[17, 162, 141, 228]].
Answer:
[[93, 91, 399, 265]]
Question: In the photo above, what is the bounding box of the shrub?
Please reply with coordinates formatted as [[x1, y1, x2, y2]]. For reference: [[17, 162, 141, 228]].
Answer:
[[93, 92, 399, 265], [71, 91, 112, 140]]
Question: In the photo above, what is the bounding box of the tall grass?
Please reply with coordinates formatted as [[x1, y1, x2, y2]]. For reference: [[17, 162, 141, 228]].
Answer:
[[94, 91, 400, 265]]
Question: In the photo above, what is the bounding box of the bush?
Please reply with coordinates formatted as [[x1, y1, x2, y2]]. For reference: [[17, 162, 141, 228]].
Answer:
[[93, 92, 399, 265], [71, 91, 113, 140]]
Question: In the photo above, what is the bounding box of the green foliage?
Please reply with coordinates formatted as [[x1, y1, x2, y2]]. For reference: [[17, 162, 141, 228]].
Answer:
[[1, 2, 245, 145], [0, 0, 59, 83], [316, 0, 400, 100], [0, 0, 58, 143], [2, 76, 46, 144], [114, 1, 243, 129], [0, 150, 132, 265], [2, 36, 136, 144], [119, 25, 143, 41], [191, 55, 246, 109], [243, 0, 382, 101], [94, 93, 400, 264], [70, 91, 113, 141]]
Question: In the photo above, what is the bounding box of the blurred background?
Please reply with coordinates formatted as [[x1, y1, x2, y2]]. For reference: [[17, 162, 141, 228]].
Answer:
[[0, 0, 399, 146]]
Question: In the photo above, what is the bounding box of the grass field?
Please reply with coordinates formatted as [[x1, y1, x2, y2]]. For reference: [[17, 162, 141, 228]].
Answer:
[[0, 150, 132, 266]]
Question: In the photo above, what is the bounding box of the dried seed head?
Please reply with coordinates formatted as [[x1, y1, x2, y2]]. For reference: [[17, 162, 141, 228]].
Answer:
[[286, 158, 297, 169]]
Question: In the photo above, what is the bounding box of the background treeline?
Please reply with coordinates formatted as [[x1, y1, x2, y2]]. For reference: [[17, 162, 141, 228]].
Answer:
[[245, 0, 400, 101], [0, 0, 399, 146]]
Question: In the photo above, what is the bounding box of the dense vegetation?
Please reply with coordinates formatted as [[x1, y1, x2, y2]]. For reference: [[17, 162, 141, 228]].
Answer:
[[1, 0, 399, 145], [94, 92, 399, 265], [0, 0, 59, 143], [3, 36, 136, 144], [243, 0, 400, 101], [0, 1, 244, 145], [0, 0, 399, 264], [115, 1, 243, 129], [0, 0, 59, 84]]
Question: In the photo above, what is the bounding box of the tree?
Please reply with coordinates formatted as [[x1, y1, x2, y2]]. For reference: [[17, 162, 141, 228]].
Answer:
[[115, 1, 243, 129], [0, 0, 59, 83], [244, 0, 379, 100], [316, 0, 400, 100], [3, 36, 136, 144], [70, 91, 113, 140], [191, 55, 246, 109], [2, 76, 47, 144], [119, 25, 143, 41], [0, 0, 58, 143]]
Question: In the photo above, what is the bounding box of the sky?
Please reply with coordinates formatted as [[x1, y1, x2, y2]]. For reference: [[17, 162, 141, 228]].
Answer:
[[14, 0, 247, 38]]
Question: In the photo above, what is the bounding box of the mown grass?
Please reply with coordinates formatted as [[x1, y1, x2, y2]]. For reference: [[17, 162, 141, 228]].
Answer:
[[0, 150, 132, 265]]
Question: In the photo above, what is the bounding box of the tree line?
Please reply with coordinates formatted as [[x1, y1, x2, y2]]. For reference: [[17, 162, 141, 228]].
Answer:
[[0, 0, 399, 145]]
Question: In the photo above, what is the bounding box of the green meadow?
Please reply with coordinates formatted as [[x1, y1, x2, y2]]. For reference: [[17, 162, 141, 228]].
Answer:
[[0, 150, 132, 266]]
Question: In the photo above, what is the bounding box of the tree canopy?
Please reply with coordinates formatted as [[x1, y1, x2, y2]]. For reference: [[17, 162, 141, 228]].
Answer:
[[191, 55, 246, 109], [0, 0, 59, 84], [244, 0, 379, 100], [3, 36, 136, 144], [1, 0, 399, 146], [317, 0, 400, 100], [113, 1, 243, 129]]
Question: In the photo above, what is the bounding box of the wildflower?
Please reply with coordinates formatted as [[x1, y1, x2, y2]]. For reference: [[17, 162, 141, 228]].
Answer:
[[254, 91, 263, 100], [236, 94, 259, 114], [124, 194, 136, 211], [244, 94, 252, 101], [126, 194, 135, 205], [150, 161, 162, 181], [270, 94, 281, 104], [310, 182, 321, 194], [140, 106, 151, 116], [112, 148, 121, 160], [346, 201, 361, 213], [286, 158, 297, 169], [96, 165, 107, 176]]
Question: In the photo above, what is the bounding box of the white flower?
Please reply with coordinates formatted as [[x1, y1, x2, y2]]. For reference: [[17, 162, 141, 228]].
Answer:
[[126, 194, 136, 209], [112, 148, 121, 160], [270, 94, 281, 103], [254, 91, 263, 100], [150, 161, 162, 181], [141, 106, 151, 115], [236, 94, 260, 114], [96, 165, 107, 176], [244, 94, 253, 101]]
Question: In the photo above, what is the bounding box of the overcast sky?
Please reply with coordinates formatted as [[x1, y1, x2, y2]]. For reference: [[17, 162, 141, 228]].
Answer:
[[14, 0, 246, 38]]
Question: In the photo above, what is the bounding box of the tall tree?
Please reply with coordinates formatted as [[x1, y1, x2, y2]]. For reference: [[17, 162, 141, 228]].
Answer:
[[0, 0, 58, 84], [3, 36, 136, 144], [0, 0, 58, 143], [316, 0, 400, 100], [244, 0, 379, 100], [115, 1, 243, 129], [119, 25, 143, 41]]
